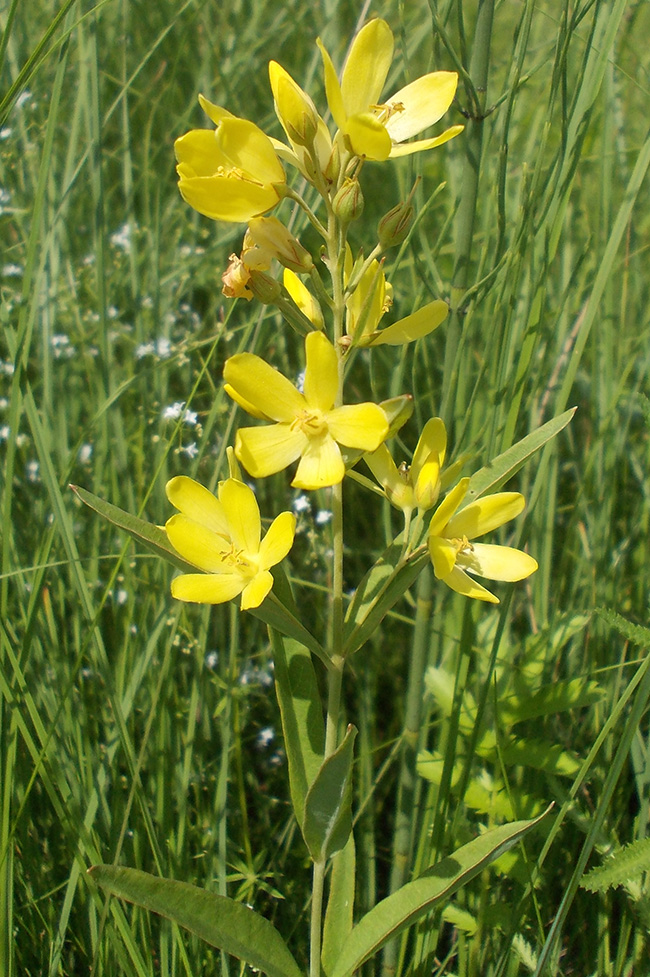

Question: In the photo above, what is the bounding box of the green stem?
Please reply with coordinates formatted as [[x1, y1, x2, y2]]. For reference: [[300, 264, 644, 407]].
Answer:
[[382, 565, 433, 977], [440, 0, 495, 429]]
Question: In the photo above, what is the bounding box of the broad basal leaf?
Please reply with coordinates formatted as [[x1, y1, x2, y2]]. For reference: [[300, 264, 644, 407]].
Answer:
[[89, 865, 303, 977]]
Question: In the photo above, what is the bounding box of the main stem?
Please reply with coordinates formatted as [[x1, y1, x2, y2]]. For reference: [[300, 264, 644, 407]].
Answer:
[[309, 194, 347, 977]]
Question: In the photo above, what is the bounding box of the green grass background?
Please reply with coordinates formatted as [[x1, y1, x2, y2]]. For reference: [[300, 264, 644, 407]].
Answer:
[[1, 0, 650, 974]]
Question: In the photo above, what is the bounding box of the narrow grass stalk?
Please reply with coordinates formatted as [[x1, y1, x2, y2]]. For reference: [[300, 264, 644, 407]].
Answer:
[[382, 565, 434, 977]]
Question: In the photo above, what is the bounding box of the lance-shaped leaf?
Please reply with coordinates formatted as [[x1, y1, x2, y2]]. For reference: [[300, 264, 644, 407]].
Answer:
[[270, 632, 325, 825], [71, 484, 196, 573], [72, 485, 325, 661], [329, 808, 551, 977], [463, 408, 575, 504], [343, 536, 429, 656], [88, 866, 304, 977], [303, 725, 357, 862]]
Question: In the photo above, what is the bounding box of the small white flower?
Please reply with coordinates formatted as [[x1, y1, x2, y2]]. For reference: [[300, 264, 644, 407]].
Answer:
[[0, 127, 12, 140], [162, 401, 186, 421], [78, 443, 93, 463], [110, 222, 133, 253], [0, 397, 8, 409], [181, 442, 199, 458], [205, 651, 219, 669], [1, 263, 22, 277], [315, 509, 333, 525], [155, 337, 172, 358], [115, 588, 128, 605], [135, 342, 154, 359], [26, 460, 40, 483], [292, 494, 311, 514], [183, 409, 198, 426], [0, 425, 9, 441], [15, 90, 32, 109], [256, 726, 275, 748]]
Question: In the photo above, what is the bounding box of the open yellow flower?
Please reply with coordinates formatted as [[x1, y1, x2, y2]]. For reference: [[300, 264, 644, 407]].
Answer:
[[174, 96, 285, 223], [165, 476, 295, 610], [365, 417, 446, 514], [428, 478, 538, 603], [318, 18, 463, 161], [224, 332, 389, 489]]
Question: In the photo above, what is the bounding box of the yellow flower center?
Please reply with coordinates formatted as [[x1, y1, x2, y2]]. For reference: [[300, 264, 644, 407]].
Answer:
[[451, 535, 473, 557], [215, 164, 261, 185], [222, 544, 257, 576], [291, 408, 329, 438], [371, 101, 406, 125]]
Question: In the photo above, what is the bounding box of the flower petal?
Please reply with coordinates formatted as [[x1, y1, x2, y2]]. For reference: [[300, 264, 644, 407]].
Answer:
[[460, 543, 538, 582], [292, 435, 344, 489], [304, 331, 339, 410], [166, 514, 231, 572], [386, 72, 458, 142], [224, 382, 272, 421], [240, 570, 274, 610], [166, 476, 230, 538], [341, 19, 394, 118], [216, 117, 285, 184], [284, 269, 324, 329], [269, 61, 320, 145], [174, 129, 228, 176], [177, 175, 280, 222], [446, 492, 525, 540], [327, 403, 388, 451], [412, 417, 446, 482], [429, 535, 457, 579], [235, 424, 306, 478], [197, 94, 235, 126], [259, 511, 296, 569], [171, 572, 245, 604], [388, 125, 464, 158], [224, 352, 306, 421], [344, 112, 392, 161], [442, 566, 499, 603], [317, 38, 346, 130], [429, 478, 469, 536], [369, 300, 448, 346], [219, 478, 261, 554]]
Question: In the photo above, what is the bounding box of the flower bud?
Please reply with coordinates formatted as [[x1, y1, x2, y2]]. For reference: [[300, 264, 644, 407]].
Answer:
[[377, 199, 414, 249], [332, 178, 364, 224], [248, 216, 313, 273], [269, 61, 320, 148]]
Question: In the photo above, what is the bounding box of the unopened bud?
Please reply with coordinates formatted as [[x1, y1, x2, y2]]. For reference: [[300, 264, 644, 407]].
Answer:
[[378, 200, 414, 250], [269, 61, 319, 148], [332, 178, 364, 224], [248, 216, 313, 273]]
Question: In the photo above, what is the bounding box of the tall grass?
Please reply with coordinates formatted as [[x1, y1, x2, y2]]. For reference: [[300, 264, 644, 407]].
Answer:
[[1, 0, 650, 974]]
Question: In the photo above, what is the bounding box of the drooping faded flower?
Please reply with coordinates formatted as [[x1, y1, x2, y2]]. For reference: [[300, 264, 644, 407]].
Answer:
[[175, 96, 285, 223], [165, 476, 295, 609], [224, 331, 389, 489], [428, 478, 538, 603], [318, 18, 463, 161]]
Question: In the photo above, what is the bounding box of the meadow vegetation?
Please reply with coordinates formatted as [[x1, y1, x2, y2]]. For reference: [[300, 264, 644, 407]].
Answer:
[[2, 0, 650, 974]]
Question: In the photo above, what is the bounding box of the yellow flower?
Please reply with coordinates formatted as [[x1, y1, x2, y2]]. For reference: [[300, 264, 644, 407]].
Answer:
[[318, 18, 463, 161], [268, 61, 333, 177], [224, 331, 389, 489], [345, 249, 448, 346], [428, 479, 538, 603], [365, 417, 446, 514], [165, 476, 295, 610], [174, 95, 285, 223]]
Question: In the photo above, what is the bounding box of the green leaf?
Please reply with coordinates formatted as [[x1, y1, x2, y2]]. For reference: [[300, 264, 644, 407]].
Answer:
[[322, 835, 356, 977], [270, 632, 325, 826], [499, 678, 603, 725], [330, 808, 551, 977], [597, 607, 650, 649], [464, 408, 576, 504], [499, 738, 580, 777], [71, 483, 195, 573], [252, 591, 326, 665], [303, 726, 357, 862], [88, 866, 303, 977], [581, 838, 650, 893], [343, 539, 429, 656]]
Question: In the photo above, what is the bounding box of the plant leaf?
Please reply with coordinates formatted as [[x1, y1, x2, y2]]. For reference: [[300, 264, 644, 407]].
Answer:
[[581, 838, 650, 892], [88, 866, 303, 977], [71, 483, 195, 572], [343, 540, 429, 656], [303, 726, 357, 862], [463, 408, 576, 504], [330, 808, 551, 977], [270, 632, 325, 826], [322, 834, 356, 977], [253, 589, 326, 664]]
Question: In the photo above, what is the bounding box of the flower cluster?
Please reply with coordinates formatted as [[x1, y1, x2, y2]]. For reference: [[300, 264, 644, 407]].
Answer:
[[162, 17, 537, 613]]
